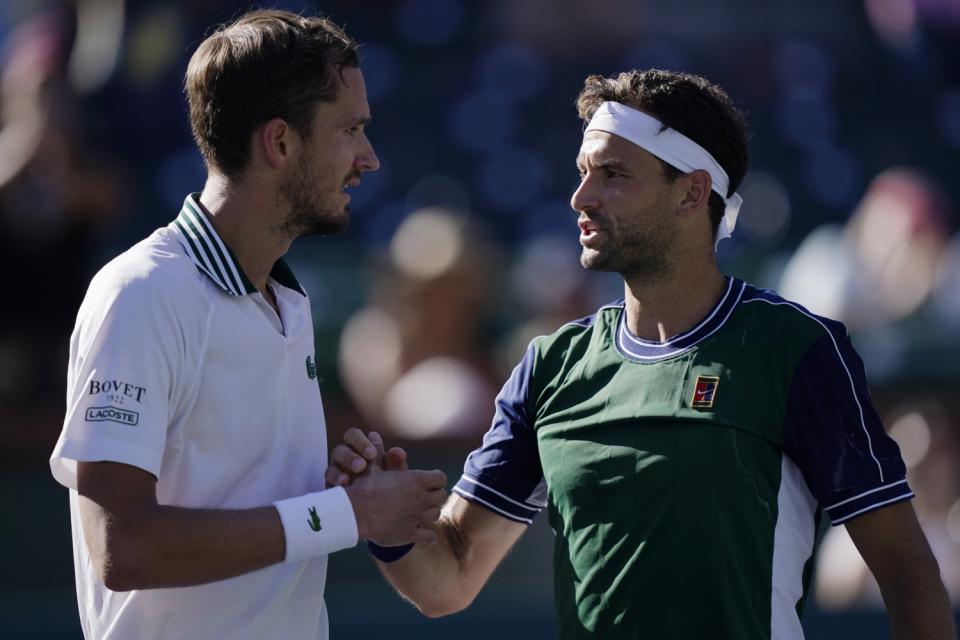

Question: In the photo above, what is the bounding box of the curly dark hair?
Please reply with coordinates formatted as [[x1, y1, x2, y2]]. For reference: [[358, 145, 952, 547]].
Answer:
[[577, 69, 749, 236], [185, 10, 359, 178]]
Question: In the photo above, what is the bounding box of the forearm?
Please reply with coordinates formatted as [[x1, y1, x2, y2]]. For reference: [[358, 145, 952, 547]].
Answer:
[[78, 461, 364, 591], [373, 496, 527, 618], [375, 516, 480, 617], [884, 564, 956, 640], [81, 496, 285, 590], [846, 502, 956, 639]]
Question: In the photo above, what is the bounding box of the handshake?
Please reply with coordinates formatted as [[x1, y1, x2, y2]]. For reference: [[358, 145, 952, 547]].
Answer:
[[326, 429, 447, 547]]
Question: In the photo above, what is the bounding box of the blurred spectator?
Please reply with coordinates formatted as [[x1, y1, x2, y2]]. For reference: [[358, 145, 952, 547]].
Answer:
[[494, 233, 619, 379], [779, 168, 951, 331], [0, 6, 126, 434], [339, 207, 501, 439], [815, 398, 960, 608]]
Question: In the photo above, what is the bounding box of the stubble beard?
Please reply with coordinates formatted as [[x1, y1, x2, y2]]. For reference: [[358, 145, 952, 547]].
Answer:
[[580, 202, 677, 284], [276, 153, 351, 239]]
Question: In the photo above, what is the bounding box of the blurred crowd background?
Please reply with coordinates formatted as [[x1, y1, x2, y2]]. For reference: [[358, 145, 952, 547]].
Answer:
[[1, 0, 959, 637]]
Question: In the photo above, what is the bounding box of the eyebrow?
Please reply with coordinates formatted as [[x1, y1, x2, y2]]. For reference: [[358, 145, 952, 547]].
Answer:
[[576, 156, 628, 173], [342, 114, 372, 128]]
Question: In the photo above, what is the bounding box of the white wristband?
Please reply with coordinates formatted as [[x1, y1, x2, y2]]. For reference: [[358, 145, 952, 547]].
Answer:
[[273, 486, 358, 563]]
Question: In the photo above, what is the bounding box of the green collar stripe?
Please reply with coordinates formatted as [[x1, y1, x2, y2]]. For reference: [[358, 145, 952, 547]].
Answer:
[[177, 211, 241, 295], [174, 219, 230, 292], [182, 200, 252, 295], [173, 194, 307, 298], [271, 259, 306, 296], [181, 199, 239, 293]]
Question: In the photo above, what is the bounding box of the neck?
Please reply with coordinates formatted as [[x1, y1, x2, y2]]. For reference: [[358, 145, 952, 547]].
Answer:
[[197, 174, 293, 293], [621, 252, 725, 341]]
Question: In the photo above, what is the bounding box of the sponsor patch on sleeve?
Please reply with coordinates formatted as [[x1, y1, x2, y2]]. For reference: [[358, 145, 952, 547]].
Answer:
[[85, 406, 140, 426]]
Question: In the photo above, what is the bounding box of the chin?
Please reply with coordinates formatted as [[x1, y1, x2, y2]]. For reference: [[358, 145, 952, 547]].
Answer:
[[307, 217, 349, 238], [580, 249, 605, 271], [289, 207, 350, 238]]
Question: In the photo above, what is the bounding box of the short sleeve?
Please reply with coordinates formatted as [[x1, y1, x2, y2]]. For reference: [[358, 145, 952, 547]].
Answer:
[[782, 326, 913, 525], [50, 266, 201, 489], [452, 344, 546, 524]]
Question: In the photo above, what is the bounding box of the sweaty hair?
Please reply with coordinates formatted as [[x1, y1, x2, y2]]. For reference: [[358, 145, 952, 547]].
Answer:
[[185, 10, 359, 178], [576, 69, 749, 237]]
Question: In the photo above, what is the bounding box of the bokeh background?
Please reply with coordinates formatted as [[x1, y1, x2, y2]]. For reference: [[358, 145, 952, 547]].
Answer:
[[2, 0, 960, 637]]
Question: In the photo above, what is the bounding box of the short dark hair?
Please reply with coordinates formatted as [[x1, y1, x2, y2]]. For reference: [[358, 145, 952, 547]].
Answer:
[[576, 69, 749, 237], [185, 10, 359, 177]]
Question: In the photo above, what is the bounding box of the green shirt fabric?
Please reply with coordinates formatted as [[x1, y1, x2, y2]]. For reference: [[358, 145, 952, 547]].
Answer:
[[453, 278, 912, 639]]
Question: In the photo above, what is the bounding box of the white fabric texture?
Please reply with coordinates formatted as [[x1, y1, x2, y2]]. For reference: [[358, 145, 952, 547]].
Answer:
[[50, 219, 351, 640], [585, 101, 743, 244], [770, 456, 818, 639]]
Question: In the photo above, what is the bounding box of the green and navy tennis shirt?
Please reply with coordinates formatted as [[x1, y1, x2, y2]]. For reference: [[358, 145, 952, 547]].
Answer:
[[453, 277, 912, 639]]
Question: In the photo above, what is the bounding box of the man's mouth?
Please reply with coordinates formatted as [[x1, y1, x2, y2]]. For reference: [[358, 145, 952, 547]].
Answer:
[[578, 217, 601, 237]]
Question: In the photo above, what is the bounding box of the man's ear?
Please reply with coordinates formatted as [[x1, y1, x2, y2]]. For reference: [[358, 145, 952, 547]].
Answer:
[[254, 118, 295, 170], [678, 169, 712, 217]]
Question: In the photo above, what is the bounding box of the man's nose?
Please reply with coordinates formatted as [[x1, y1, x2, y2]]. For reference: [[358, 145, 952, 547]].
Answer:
[[570, 174, 599, 213], [358, 137, 380, 173]]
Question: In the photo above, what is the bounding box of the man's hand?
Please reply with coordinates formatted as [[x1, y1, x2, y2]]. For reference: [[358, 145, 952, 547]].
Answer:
[[332, 429, 447, 546], [326, 429, 408, 487]]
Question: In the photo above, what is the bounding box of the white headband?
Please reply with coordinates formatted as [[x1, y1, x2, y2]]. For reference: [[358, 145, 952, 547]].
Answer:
[[584, 101, 742, 244]]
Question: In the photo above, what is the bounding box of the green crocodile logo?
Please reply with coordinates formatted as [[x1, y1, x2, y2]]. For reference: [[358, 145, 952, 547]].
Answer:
[[305, 355, 317, 380], [308, 506, 322, 532]]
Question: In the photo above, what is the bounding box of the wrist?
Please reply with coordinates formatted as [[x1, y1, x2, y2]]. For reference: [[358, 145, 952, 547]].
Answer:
[[342, 484, 369, 540], [366, 540, 414, 563], [273, 486, 358, 563]]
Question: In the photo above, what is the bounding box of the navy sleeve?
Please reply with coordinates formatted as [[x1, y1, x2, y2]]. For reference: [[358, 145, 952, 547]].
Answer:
[[783, 326, 913, 526], [452, 344, 546, 524]]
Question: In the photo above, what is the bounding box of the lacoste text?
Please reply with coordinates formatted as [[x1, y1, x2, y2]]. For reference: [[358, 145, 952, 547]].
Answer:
[[85, 406, 140, 426]]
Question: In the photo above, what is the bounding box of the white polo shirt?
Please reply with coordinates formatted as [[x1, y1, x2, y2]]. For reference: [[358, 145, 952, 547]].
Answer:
[[50, 194, 357, 640]]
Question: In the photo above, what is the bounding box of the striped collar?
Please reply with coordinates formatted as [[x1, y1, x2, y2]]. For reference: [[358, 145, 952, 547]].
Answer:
[[615, 277, 746, 361], [172, 193, 305, 297]]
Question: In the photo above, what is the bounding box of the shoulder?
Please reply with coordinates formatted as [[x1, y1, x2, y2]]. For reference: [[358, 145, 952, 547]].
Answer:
[[530, 299, 623, 356], [79, 227, 210, 329], [736, 282, 847, 347]]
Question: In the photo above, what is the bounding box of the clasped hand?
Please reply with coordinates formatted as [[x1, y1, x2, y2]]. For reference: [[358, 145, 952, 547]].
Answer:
[[328, 429, 447, 547]]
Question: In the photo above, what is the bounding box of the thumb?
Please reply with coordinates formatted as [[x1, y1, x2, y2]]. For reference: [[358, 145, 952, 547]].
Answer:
[[385, 447, 408, 471], [412, 469, 448, 489]]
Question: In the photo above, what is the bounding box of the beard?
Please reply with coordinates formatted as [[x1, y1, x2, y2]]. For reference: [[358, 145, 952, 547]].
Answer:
[[580, 200, 677, 283], [276, 153, 353, 238]]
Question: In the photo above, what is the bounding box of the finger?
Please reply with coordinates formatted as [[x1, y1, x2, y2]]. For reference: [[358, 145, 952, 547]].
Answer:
[[412, 469, 448, 489], [412, 527, 438, 545], [422, 487, 447, 508], [385, 447, 408, 471], [324, 466, 339, 488], [367, 431, 386, 459], [324, 465, 351, 488], [421, 506, 442, 523], [343, 427, 377, 460], [331, 444, 367, 475]]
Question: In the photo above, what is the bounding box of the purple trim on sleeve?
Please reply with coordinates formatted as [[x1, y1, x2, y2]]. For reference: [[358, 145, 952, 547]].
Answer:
[[457, 344, 545, 524], [783, 330, 911, 526]]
